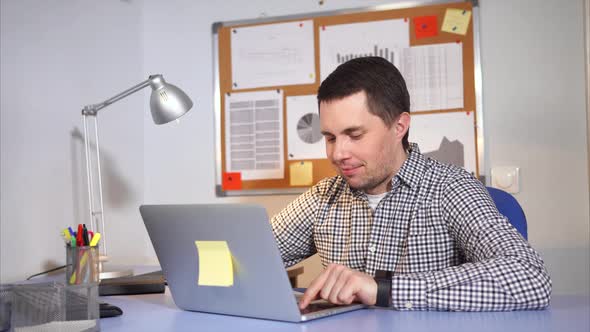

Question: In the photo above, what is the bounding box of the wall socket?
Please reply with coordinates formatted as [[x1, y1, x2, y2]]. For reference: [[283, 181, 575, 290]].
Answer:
[[491, 166, 520, 194]]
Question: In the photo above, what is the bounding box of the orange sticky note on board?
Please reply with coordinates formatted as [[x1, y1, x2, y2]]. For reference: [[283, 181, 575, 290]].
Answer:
[[414, 16, 438, 39], [222, 172, 242, 190], [195, 241, 233, 287]]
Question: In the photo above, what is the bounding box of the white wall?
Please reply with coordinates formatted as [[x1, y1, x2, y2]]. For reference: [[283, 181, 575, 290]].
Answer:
[[479, 0, 590, 294], [0, 0, 148, 282], [1, 0, 588, 295]]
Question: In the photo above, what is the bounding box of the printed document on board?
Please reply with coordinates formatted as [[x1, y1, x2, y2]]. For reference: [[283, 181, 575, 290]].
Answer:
[[231, 20, 315, 89], [225, 90, 284, 180]]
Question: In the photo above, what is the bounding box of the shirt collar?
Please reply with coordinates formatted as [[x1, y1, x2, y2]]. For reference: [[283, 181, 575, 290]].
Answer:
[[394, 143, 427, 190]]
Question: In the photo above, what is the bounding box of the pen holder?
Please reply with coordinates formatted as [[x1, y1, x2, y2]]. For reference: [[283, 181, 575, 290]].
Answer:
[[66, 246, 100, 286]]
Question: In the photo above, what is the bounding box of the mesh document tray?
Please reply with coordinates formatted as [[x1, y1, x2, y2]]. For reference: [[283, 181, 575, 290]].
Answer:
[[0, 282, 99, 332]]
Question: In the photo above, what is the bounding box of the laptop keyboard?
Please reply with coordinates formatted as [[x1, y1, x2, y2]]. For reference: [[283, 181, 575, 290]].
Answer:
[[294, 291, 342, 314], [299, 301, 340, 314]]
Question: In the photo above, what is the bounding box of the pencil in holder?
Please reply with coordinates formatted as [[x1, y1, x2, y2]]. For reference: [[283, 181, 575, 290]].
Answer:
[[66, 245, 100, 285]]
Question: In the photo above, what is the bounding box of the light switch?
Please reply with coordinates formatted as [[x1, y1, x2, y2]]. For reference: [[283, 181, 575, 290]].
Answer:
[[491, 166, 520, 194]]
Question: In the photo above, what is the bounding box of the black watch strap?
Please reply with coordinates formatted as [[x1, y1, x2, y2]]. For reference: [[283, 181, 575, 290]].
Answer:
[[374, 270, 392, 307]]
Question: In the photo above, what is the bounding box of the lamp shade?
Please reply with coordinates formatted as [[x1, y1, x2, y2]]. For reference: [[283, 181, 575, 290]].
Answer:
[[149, 74, 193, 125]]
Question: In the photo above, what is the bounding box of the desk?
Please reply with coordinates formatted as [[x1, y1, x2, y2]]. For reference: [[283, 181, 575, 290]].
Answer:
[[100, 289, 589, 332]]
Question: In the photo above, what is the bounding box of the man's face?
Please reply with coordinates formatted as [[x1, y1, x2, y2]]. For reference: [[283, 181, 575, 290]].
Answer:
[[320, 91, 408, 195]]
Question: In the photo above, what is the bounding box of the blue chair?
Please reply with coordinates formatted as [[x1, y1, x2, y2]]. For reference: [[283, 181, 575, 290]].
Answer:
[[486, 186, 528, 239]]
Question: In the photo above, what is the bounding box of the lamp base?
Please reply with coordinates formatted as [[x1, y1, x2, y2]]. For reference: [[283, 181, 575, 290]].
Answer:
[[98, 270, 166, 296], [100, 268, 134, 280], [98, 255, 133, 280]]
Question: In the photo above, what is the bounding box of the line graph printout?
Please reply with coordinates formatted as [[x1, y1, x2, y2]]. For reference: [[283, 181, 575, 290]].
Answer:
[[410, 111, 476, 174], [224, 90, 284, 180], [231, 20, 315, 89], [319, 19, 409, 81], [286, 95, 326, 160], [401, 43, 464, 112]]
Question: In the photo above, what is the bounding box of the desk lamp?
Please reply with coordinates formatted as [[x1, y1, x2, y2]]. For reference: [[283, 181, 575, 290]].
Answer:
[[81, 74, 193, 279]]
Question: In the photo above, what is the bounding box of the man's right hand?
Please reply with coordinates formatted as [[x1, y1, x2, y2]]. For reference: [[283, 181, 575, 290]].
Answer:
[[299, 263, 377, 309]]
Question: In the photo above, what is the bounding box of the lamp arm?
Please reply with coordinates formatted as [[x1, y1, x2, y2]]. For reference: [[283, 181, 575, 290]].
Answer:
[[80, 76, 152, 258], [82, 78, 152, 115]]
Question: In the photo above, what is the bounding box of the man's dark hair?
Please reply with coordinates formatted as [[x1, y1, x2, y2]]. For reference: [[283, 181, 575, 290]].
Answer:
[[317, 56, 411, 151]]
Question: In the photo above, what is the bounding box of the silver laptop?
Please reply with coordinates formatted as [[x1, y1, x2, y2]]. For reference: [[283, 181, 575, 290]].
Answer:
[[139, 203, 366, 322]]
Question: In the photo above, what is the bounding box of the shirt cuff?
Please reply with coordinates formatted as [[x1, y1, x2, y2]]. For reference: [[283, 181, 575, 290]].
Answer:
[[390, 276, 428, 310]]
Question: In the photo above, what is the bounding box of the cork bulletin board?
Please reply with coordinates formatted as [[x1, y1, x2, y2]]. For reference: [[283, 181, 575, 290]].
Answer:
[[213, 0, 482, 196]]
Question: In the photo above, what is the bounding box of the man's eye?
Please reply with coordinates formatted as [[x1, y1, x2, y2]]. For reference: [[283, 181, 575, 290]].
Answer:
[[325, 136, 335, 143], [350, 134, 363, 140]]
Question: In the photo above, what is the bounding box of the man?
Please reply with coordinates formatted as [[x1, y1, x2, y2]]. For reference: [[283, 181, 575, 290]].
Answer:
[[271, 57, 551, 311]]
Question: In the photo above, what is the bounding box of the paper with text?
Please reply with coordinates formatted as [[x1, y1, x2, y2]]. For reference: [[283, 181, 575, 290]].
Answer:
[[225, 90, 284, 180], [231, 20, 315, 89], [401, 43, 464, 112], [319, 19, 410, 82]]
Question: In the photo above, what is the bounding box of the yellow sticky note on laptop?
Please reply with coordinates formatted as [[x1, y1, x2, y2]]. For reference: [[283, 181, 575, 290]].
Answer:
[[441, 8, 471, 35], [195, 241, 233, 287], [290, 161, 313, 186]]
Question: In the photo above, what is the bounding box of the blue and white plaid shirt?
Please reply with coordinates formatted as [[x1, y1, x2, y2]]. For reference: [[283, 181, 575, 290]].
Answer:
[[271, 143, 551, 311]]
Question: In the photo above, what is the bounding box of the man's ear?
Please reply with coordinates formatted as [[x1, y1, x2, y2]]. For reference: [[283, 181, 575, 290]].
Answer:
[[395, 112, 410, 140]]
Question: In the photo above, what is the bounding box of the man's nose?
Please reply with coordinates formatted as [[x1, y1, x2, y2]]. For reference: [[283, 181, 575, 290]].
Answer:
[[331, 139, 350, 162]]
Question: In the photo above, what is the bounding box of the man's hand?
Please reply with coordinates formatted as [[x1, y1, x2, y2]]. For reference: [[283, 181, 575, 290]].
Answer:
[[298, 263, 377, 310]]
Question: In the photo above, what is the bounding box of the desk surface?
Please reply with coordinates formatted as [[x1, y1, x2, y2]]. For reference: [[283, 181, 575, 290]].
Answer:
[[100, 288, 590, 332]]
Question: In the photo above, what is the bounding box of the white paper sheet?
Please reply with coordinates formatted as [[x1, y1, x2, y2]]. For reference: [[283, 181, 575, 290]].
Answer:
[[319, 19, 410, 81], [400, 43, 464, 112], [410, 111, 476, 174], [225, 90, 284, 180], [286, 95, 326, 160], [14, 320, 98, 332], [231, 20, 315, 89]]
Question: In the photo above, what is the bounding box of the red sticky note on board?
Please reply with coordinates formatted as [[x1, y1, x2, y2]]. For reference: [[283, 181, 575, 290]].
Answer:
[[414, 16, 438, 39], [222, 172, 242, 190]]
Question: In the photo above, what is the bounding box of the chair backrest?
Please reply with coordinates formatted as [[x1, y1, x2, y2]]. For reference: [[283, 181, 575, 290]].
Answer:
[[486, 186, 528, 239]]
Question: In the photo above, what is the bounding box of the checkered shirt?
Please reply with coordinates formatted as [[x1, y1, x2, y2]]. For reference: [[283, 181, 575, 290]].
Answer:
[[271, 143, 551, 311]]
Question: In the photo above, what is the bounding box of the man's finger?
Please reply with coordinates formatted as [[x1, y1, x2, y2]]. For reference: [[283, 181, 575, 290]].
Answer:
[[299, 266, 333, 309], [319, 265, 345, 301], [328, 268, 351, 304], [336, 276, 358, 304]]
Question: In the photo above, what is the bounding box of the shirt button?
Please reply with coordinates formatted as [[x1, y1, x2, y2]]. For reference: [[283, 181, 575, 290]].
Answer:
[[368, 245, 376, 253], [405, 302, 413, 309]]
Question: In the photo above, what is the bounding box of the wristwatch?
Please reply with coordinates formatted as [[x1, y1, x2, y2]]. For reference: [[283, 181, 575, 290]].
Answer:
[[374, 270, 392, 307]]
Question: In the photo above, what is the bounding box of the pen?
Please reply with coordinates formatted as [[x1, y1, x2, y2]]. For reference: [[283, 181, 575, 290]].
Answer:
[[76, 224, 84, 246], [77, 250, 89, 284], [89, 233, 101, 247], [68, 227, 75, 237], [69, 268, 77, 284], [61, 229, 71, 245], [83, 224, 89, 246]]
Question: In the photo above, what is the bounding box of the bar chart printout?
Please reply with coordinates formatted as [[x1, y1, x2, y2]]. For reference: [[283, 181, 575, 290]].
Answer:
[[336, 45, 396, 64], [319, 19, 410, 81]]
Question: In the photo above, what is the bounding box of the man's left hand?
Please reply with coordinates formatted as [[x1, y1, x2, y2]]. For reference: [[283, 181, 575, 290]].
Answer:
[[299, 263, 377, 309]]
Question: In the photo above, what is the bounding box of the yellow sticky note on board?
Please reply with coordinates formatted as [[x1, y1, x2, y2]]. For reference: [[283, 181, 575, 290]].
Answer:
[[290, 161, 313, 186], [195, 241, 233, 287], [441, 8, 472, 35]]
